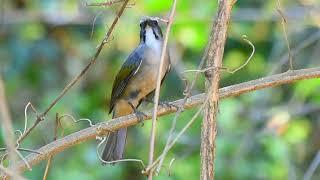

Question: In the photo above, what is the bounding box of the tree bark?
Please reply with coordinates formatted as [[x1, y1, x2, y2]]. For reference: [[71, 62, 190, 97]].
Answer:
[[201, 1, 234, 179]]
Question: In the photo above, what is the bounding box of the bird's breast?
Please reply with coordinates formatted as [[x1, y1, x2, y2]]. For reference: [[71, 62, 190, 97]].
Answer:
[[122, 48, 170, 106]]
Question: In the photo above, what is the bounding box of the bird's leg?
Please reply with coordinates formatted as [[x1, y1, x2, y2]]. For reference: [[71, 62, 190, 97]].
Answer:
[[128, 102, 147, 127], [142, 97, 154, 104]]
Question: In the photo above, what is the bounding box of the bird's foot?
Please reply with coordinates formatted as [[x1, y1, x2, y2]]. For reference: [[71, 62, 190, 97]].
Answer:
[[159, 101, 180, 110], [128, 102, 147, 127], [134, 110, 147, 127], [143, 97, 180, 110]]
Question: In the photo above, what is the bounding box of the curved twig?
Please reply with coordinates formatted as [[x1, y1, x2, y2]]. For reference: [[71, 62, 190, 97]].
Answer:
[[59, 114, 95, 127]]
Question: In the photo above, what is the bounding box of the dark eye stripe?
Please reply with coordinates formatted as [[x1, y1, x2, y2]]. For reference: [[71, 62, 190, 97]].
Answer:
[[152, 29, 159, 40]]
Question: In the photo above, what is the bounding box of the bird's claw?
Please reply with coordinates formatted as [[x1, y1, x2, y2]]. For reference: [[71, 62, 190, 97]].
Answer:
[[159, 101, 179, 110], [135, 111, 147, 127]]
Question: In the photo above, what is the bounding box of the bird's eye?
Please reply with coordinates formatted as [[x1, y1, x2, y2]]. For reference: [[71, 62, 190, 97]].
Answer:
[[152, 20, 158, 26]]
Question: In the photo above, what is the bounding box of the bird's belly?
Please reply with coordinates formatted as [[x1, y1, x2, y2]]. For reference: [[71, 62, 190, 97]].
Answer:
[[123, 62, 168, 106]]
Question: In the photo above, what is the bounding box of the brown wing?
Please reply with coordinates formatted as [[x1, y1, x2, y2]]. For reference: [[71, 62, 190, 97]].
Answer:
[[109, 46, 144, 113]]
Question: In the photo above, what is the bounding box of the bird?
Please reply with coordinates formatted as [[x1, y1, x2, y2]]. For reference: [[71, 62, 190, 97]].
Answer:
[[102, 17, 171, 162]]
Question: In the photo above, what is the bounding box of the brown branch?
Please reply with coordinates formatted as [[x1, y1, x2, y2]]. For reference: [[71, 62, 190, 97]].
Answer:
[[86, 0, 124, 7], [0, 165, 26, 180], [7, 67, 320, 175], [15, 0, 130, 145], [276, 0, 293, 70], [0, 76, 20, 177], [42, 113, 60, 180], [201, 1, 234, 179]]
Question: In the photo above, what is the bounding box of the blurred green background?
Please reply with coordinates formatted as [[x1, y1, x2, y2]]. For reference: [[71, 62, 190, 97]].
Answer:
[[1, 0, 320, 179]]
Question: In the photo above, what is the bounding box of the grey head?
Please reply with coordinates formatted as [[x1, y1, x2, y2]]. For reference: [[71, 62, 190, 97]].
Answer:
[[139, 17, 163, 43]]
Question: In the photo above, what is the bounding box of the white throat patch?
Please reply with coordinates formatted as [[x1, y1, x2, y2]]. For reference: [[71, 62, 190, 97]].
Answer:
[[145, 27, 161, 51]]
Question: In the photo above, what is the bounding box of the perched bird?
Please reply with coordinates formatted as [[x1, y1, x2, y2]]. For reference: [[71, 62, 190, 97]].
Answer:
[[102, 17, 171, 162]]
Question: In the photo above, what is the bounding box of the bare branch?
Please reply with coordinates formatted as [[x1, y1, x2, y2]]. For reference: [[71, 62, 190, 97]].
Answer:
[[59, 114, 95, 127], [90, 11, 104, 39], [8, 67, 320, 174], [146, 92, 210, 175], [148, 0, 177, 179], [0, 165, 26, 180], [303, 150, 320, 180], [226, 35, 255, 74], [276, 0, 293, 70], [0, 148, 41, 154], [269, 30, 320, 74], [23, 102, 38, 135], [201, 0, 234, 179], [181, 35, 255, 76], [86, 0, 124, 7], [43, 113, 59, 180], [14, 149, 31, 171], [0, 76, 20, 177], [15, 0, 130, 145]]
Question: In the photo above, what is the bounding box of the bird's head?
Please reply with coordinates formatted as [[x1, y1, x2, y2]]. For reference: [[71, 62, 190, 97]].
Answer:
[[139, 17, 163, 44]]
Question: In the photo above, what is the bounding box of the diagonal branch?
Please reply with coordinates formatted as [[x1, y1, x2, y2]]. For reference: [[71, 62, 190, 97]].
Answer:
[[15, 0, 130, 145], [8, 67, 320, 175]]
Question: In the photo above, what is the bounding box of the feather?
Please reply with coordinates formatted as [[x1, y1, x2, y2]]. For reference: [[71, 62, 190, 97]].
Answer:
[[109, 46, 144, 113]]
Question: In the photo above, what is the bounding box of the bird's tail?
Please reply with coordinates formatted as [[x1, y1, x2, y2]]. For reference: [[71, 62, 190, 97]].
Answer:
[[102, 104, 133, 162], [102, 127, 127, 162]]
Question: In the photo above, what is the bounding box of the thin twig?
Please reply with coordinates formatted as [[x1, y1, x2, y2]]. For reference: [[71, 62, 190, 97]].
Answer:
[[95, 137, 146, 167], [276, 0, 293, 70], [181, 35, 254, 76], [14, 148, 31, 171], [23, 102, 38, 135], [0, 164, 26, 180], [226, 35, 255, 74], [154, 30, 211, 175], [100, 158, 145, 167], [0, 76, 20, 175], [10, 67, 320, 174], [168, 158, 175, 176], [59, 114, 95, 127], [150, 90, 211, 175], [15, 0, 130, 145], [148, 0, 177, 179], [0, 148, 41, 154], [43, 113, 59, 180], [269, 30, 320, 74], [154, 4, 220, 174], [153, 35, 254, 172], [86, 0, 124, 7], [303, 150, 320, 180], [0, 153, 7, 166], [90, 11, 104, 39]]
